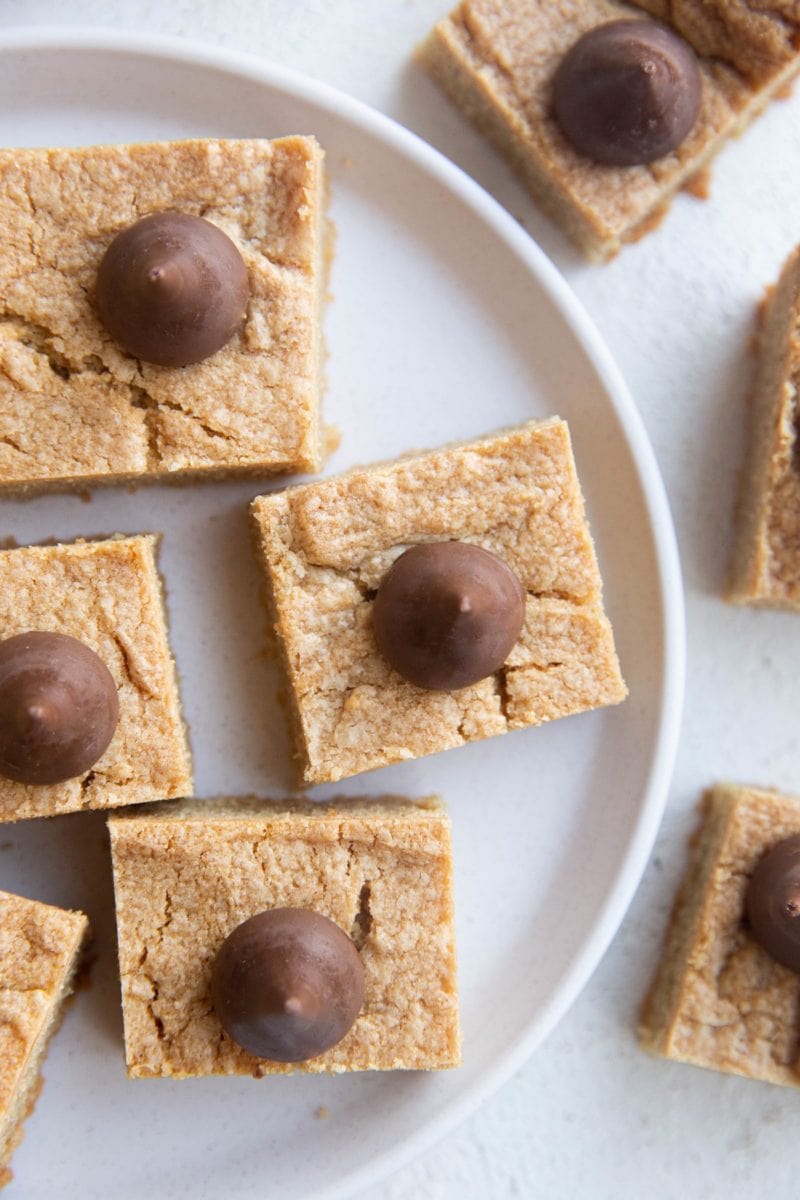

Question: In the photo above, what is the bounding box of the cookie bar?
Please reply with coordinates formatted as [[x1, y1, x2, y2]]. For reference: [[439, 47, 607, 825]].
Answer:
[[419, 1, 800, 261], [108, 797, 460, 1077], [0, 890, 88, 1187], [0, 535, 191, 820], [639, 783, 800, 1086], [251, 418, 626, 786], [728, 247, 800, 609], [0, 136, 325, 492]]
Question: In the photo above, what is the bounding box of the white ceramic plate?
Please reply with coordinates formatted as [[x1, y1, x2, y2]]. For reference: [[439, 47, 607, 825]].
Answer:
[[0, 28, 684, 1200]]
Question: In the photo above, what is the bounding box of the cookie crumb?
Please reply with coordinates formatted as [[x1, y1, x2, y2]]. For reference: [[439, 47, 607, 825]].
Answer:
[[323, 424, 342, 458]]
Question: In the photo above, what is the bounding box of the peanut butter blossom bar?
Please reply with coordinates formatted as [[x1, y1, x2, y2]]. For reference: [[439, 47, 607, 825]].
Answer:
[[108, 797, 460, 1077], [728, 245, 800, 609], [251, 418, 626, 785], [420, 0, 800, 260], [0, 890, 88, 1187], [640, 783, 800, 1086], [0, 535, 191, 820], [0, 137, 325, 491]]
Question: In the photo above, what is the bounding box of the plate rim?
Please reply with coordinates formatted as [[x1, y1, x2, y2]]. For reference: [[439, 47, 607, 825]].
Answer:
[[0, 24, 686, 1200]]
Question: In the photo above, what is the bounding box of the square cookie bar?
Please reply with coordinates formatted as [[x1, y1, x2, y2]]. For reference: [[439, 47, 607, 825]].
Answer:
[[640, 783, 800, 1086], [251, 418, 626, 785], [728, 246, 800, 609], [0, 535, 191, 820], [0, 136, 324, 492], [420, 0, 800, 261], [0, 890, 88, 1186], [108, 797, 460, 1077]]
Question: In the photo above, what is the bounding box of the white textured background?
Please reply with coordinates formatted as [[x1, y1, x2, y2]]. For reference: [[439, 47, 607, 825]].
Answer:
[[4, 3, 800, 1198]]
